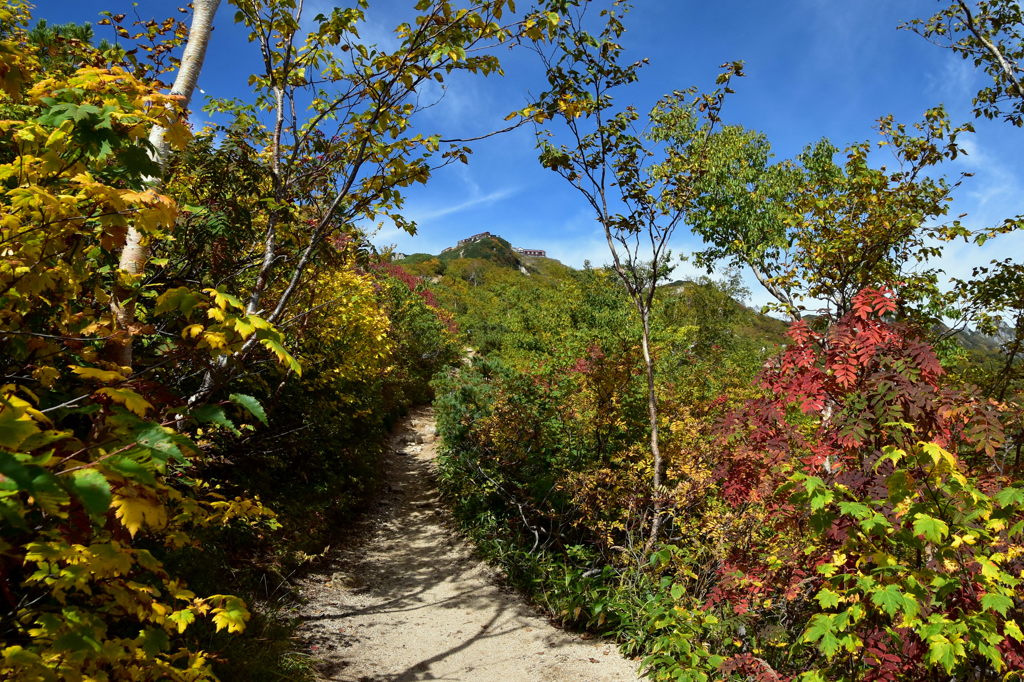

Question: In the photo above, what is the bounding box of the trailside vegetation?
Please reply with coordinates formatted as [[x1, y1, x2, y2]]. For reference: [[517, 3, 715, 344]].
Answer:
[[431, 1, 1024, 680], [2, 0, 1023, 680], [0, 0, 551, 678]]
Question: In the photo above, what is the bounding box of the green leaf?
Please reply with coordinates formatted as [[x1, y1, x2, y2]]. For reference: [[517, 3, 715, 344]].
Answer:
[[133, 422, 188, 464], [139, 626, 170, 657], [1005, 620, 1024, 643], [926, 634, 961, 673], [859, 512, 892, 534], [803, 613, 841, 657], [67, 469, 111, 517], [155, 286, 204, 316], [980, 593, 1015, 617], [52, 629, 101, 653], [168, 609, 196, 634], [191, 405, 240, 435], [0, 450, 35, 490], [801, 475, 826, 494], [870, 584, 907, 618], [809, 488, 834, 511], [797, 672, 827, 682], [837, 501, 870, 519], [229, 394, 267, 425], [994, 487, 1024, 508], [31, 471, 70, 514], [912, 513, 949, 543], [106, 454, 156, 485], [815, 587, 841, 609]]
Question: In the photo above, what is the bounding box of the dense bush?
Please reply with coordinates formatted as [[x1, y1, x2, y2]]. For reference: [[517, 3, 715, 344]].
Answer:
[[0, 25, 286, 678], [207, 261, 460, 546], [435, 278, 1024, 680], [0, 7, 465, 678]]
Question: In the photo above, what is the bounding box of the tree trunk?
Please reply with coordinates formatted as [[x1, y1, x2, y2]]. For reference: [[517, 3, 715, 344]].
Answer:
[[601, 224, 666, 553], [111, 0, 221, 367], [639, 309, 664, 552]]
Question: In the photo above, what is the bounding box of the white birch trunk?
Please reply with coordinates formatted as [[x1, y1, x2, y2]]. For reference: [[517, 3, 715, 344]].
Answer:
[[113, 0, 221, 366]]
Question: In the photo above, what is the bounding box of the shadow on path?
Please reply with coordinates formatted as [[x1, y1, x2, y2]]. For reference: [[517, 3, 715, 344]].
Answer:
[[297, 407, 640, 682]]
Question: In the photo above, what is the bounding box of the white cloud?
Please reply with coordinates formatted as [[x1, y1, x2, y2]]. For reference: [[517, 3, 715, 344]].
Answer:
[[925, 56, 976, 107], [414, 187, 519, 223], [951, 137, 1022, 227]]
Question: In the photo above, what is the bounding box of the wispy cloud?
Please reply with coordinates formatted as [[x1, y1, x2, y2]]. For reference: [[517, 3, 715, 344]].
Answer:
[[951, 136, 1023, 229], [925, 56, 976, 107], [413, 187, 519, 223]]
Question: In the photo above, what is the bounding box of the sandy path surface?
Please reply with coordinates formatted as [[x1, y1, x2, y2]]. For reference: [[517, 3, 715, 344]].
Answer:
[[297, 406, 642, 681]]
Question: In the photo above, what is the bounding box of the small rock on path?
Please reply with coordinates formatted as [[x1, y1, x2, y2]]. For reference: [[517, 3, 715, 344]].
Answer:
[[297, 406, 642, 681]]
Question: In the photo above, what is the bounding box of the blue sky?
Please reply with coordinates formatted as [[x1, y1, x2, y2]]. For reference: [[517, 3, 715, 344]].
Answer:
[[38, 0, 1024, 308]]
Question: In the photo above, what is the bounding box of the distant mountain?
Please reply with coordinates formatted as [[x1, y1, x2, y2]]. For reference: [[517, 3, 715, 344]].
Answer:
[[397, 234, 567, 278], [440, 234, 521, 268], [955, 320, 1017, 353], [398, 237, 1017, 359]]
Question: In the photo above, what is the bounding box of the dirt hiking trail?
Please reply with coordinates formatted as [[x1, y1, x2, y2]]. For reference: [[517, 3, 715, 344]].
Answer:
[[297, 406, 642, 681]]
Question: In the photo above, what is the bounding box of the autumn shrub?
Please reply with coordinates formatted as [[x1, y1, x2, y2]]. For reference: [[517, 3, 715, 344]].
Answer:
[[0, 21, 292, 679], [696, 288, 1024, 680], [437, 282, 1024, 681], [0, 13, 460, 679], [189, 260, 461, 572], [434, 340, 653, 555], [0, 2, 552, 678], [626, 288, 1024, 680]]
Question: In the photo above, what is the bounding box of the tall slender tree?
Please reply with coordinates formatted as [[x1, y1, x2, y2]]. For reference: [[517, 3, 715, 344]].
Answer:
[[535, 0, 741, 549], [186, 0, 559, 401], [904, 0, 1024, 126], [113, 0, 221, 366]]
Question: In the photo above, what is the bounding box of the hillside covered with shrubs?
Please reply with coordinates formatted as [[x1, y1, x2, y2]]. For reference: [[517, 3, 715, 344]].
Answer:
[[2, 0, 1024, 680]]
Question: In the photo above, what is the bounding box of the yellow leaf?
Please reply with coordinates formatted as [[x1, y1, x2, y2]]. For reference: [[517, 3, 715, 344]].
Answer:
[[182, 324, 205, 340], [95, 387, 153, 416], [112, 493, 167, 537], [0, 396, 42, 450], [231, 316, 257, 338], [162, 121, 191, 150], [70, 365, 127, 383], [210, 595, 250, 633], [203, 288, 244, 311], [201, 331, 229, 351], [32, 366, 61, 388], [168, 609, 196, 633]]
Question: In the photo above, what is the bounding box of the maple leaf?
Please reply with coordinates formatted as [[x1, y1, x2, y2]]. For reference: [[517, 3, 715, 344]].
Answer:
[[803, 613, 842, 657], [980, 592, 1014, 617], [815, 588, 841, 609], [95, 387, 153, 416], [167, 609, 196, 634], [912, 513, 949, 543], [70, 365, 127, 383], [112, 493, 167, 537], [209, 595, 250, 633]]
